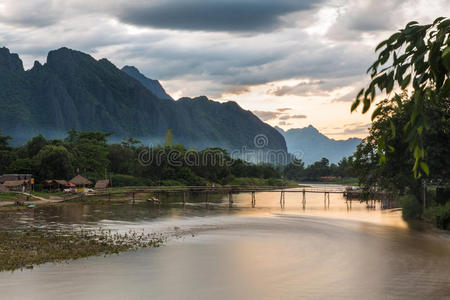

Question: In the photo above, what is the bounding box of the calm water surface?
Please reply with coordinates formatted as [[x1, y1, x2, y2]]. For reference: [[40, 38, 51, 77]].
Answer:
[[1, 185, 449, 300]]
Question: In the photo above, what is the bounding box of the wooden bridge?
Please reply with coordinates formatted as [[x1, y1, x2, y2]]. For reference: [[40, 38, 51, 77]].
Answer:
[[93, 185, 350, 208]]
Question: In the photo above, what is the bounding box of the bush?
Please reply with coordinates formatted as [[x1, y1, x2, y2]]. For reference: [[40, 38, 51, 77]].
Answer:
[[398, 194, 422, 220], [425, 202, 450, 230]]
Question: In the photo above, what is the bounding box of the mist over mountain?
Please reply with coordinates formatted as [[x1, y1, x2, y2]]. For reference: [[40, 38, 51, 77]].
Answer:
[[276, 126, 361, 165], [0, 47, 286, 155]]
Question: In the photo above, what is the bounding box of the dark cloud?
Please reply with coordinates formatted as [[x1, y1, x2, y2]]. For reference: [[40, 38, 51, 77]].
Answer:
[[252, 110, 281, 121], [118, 0, 322, 32], [0, 1, 62, 27], [327, 0, 406, 41], [326, 122, 370, 136], [273, 80, 325, 96], [279, 114, 307, 120], [254, 111, 306, 122], [278, 121, 292, 126]]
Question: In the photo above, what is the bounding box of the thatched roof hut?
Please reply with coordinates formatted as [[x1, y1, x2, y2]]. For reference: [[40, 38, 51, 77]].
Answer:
[[69, 175, 92, 186], [55, 179, 69, 186], [0, 184, 9, 193], [95, 179, 110, 189]]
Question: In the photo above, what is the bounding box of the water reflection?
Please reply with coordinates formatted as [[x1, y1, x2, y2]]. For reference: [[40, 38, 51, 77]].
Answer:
[[0, 186, 407, 230], [1, 185, 449, 299]]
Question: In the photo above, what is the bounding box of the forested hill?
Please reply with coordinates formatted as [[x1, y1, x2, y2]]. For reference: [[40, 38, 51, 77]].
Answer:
[[276, 126, 361, 165], [0, 47, 286, 153]]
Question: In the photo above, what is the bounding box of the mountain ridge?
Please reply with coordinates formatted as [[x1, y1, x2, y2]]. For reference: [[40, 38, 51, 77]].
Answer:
[[0, 46, 286, 155], [275, 125, 361, 165], [121, 65, 173, 100]]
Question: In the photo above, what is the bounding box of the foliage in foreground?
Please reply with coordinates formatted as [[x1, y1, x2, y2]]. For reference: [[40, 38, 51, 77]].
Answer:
[[352, 17, 450, 178], [0, 228, 165, 272]]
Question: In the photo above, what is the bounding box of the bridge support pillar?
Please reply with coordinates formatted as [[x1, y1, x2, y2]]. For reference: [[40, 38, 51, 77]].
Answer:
[[280, 191, 285, 207], [302, 189, 306, 209]]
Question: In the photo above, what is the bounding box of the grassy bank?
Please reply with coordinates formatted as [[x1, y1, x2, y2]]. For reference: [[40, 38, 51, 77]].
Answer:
[[0, 228, 165, 272], [0, 193, 25, 202]]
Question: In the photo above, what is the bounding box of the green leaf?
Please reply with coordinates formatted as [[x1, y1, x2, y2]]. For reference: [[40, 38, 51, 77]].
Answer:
[[390, 121, 396, 138], [417, 126, 423, 135], [406, 21, 419, 27], [371, 105, 382, 120], [401, 74, 411, 89], [362, 97, 370, 113], [386, 78, 394, 94], [437, 19, 450, 29], [351, 99, 360, 112], [375, 39, 388, 51], [387, 32, 401, 45], [433, 17, 446, 25], [441, 46, 450, 72], [420, 162, 429, 176]]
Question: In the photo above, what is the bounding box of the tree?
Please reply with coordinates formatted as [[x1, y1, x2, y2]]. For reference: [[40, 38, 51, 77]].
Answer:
[[0, 130, 14, 174], [165, 129, 173, 147], [36, 145, 74, 179], [351, 92, 449, 199], [283, 159, 305, 181], [351, 17, 450, 177], [68, 131, 111, 177], [25, 134, 48, 158]]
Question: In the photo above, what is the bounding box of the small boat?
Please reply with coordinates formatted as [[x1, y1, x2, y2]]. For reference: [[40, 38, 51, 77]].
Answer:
[[27, 204, 36, 208]]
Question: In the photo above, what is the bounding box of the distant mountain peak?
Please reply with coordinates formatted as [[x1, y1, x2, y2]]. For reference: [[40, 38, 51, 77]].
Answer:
[[0, 47, 24, 72], [121, 65, 173, 100], [278, 125, 361, 165]]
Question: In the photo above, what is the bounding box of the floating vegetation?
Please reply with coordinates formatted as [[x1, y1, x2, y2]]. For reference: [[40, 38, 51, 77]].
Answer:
[[0, 228, 165, 272]]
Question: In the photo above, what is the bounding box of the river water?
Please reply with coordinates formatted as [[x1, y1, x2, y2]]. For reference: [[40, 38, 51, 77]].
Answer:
[[1, 185, 449, 299]]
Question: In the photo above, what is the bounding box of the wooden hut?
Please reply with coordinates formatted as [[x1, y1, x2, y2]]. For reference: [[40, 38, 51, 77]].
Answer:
[[95, 179, 110, 189], [43, 179, 70, 191], [3, 180, 29, 191], [69, 175, 92, 187], [0, 174, 32, 184]]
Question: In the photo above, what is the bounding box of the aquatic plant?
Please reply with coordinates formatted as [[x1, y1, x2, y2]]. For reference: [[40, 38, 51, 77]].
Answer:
[[0, 228, 165, 272]]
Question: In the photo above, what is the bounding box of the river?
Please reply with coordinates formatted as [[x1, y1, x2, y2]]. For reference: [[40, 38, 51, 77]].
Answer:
[[1, 185, 449, 299]]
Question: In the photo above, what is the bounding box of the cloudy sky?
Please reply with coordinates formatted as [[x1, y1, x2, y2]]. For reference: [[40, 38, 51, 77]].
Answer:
[[0, 0, 447, 139]]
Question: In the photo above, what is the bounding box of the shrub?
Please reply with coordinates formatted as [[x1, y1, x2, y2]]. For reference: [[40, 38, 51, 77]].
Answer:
[[426, 202, 450, 230], [398, 194, 422, 220]]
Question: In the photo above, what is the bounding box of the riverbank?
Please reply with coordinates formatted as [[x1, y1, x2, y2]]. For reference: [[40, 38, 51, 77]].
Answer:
[[0, 228, 165, 272]]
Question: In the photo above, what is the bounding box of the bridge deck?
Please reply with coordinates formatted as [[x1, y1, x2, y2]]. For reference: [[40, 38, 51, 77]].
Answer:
[[107, 186, 345, 194]]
